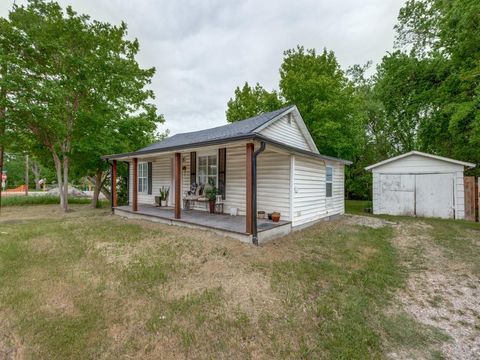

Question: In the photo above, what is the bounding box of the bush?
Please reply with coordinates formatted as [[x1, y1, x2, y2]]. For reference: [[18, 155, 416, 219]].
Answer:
[[0, 195, 107, 207]]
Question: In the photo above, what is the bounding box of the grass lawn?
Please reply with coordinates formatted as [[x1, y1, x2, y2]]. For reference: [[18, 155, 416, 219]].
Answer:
[[0, 195, 101, 207], [345, 199, 372, 215], [0, 204, 478, 359]]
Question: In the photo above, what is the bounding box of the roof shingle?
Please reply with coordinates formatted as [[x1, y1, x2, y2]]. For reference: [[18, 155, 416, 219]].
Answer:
[[139, 105, 294, 152]]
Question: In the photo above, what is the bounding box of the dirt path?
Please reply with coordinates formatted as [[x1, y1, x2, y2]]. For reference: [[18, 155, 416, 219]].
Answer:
[[391, 221, 480, 359]]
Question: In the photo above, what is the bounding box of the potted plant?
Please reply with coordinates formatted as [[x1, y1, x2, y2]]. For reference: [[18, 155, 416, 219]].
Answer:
[[257, 210, 265, 219], [159, 186, 170, 207], [271, 211, 281, 222], [205, 186, 218, 213]]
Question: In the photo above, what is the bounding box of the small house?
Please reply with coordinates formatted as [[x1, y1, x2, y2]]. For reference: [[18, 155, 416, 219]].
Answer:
[[103, 105, 351, 243]]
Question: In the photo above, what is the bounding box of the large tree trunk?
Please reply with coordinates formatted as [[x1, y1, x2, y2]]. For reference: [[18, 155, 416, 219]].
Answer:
[[31, 161, 41, 191], [52, 152, 65, 210], [91, 169, 102, 208], [62, 156, 69, 211]]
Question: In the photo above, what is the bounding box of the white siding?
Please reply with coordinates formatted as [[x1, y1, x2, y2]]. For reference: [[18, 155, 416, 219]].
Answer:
[[259, 114, 311, 151], [372, 172, 380, 214], [128, 155, 173, 205], [328, 162, 345, 215], [371, 154, 464, 174], [292, 156, 345, 226], [257, 150, 291, 220], [224, 145, 246, 215], [125, 142, 347, 227]]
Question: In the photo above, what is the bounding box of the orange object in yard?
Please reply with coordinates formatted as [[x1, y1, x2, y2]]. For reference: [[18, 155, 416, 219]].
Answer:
[[6, 185, 28, 192]]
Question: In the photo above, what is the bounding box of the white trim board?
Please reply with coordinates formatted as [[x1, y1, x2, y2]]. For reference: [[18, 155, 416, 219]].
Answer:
[[365, 151, 476, 171]]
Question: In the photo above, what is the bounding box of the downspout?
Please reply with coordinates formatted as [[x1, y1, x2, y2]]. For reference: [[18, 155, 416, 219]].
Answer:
[[252, 141, 266, 245]]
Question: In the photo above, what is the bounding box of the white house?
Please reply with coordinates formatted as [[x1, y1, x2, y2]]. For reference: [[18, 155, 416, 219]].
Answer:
[[365, 151, 476, 219], [103, 105, 351, 244]]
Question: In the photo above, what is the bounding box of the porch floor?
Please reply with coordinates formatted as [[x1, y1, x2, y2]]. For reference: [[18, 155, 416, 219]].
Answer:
[[114, 205, 290, 236]]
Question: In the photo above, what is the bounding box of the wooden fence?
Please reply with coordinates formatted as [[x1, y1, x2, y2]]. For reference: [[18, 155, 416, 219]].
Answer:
[[464, 176, 478, 222]]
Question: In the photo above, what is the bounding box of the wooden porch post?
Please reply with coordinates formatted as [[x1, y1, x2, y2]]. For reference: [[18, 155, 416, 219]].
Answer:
[[174, 152, 181, 219], [132, 158, 138, 211], [112, 160, 117, 208], [246, 143, 254, 234]]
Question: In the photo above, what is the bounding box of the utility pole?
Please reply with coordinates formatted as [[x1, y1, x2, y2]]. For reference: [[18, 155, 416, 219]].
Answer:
[[25, 154, 29, 196]]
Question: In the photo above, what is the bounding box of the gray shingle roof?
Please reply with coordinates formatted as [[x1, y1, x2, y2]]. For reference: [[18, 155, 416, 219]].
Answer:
[[139, 105, 294, 152]]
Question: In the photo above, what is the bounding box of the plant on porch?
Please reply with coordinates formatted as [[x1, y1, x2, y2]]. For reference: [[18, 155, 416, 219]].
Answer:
[[159, 186, 170, 207], [204, 186, 218, 214]]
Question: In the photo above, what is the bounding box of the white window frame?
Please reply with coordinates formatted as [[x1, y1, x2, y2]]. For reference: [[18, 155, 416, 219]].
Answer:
[[326, 166, 333, 198], [138, 162, 148, 194], [197, 151, 218, 187]]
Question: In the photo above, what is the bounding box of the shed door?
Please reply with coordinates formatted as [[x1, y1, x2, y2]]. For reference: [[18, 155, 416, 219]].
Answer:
[[415, 174, 454, 219], [379, 174, 415, 216]]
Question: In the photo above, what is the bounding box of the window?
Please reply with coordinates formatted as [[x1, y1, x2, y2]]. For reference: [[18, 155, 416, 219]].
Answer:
[[326, 166, 333, 197], [197, 154, 217, 187], [138, 162, 148, 193]]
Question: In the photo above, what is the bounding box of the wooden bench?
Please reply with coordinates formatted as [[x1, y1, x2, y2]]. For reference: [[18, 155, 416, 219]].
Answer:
[[183, 196, 209, 210]]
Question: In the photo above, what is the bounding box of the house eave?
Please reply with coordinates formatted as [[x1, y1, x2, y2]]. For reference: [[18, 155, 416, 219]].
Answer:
[[102, 133, 352, 165]]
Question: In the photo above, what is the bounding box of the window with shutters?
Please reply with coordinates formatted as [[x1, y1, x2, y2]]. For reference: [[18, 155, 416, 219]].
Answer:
[[138, 162, 148, 193], [197, 154, 217, 187], [326, 166, 333, 197]]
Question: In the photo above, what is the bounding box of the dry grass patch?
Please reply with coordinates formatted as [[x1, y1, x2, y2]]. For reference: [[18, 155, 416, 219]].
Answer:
[[390, 218, 480, 359], [1, 204, 477, 359]]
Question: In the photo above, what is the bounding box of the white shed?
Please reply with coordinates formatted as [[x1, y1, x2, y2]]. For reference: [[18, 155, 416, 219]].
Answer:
[[365, 151, 476, 219]]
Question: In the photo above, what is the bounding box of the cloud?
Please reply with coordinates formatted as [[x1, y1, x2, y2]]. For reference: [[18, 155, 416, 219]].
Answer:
[[1, 0, 406, 135]]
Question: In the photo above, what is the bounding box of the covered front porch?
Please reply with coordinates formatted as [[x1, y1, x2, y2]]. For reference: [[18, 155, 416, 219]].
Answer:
[[114, 204, 291, 243], [108, 140, 294, 244]]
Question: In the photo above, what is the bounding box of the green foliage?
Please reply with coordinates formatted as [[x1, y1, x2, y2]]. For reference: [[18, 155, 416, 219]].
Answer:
[[1, 195, 105, 207], [205, 186, 218, 201], [279, 46, 363, 160], [1, 0, 163, 209], [159, 186, 170, 201], [391, 0, 480, 173], [345, 200, 373, 215], [2, 153, 56, 188], [226, 82, 284, 122], [225, 1, 479, 198]]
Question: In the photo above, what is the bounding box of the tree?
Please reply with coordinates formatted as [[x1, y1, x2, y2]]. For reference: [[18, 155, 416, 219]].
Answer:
[[394, 0, 480, 170], [279, 46, 363, 160], [226, 82, 284, 122], [5, 0, 162, 210]]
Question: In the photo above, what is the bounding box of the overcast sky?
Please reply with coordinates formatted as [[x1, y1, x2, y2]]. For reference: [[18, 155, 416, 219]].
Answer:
[[1, 0, 406, 135]]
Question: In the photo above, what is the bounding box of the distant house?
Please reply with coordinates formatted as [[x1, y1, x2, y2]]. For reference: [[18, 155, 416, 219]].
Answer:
[[365, 151, 476, 219], [103, 105, 351, 244]]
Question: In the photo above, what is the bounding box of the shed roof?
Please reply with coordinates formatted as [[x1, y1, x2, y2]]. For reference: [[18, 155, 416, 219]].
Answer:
[[365, 151, 476, 171]]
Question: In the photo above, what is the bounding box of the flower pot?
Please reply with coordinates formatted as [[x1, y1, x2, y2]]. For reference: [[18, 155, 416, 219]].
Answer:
[[267, 213, 273, 220], [161, 199, 167, 207], [257, 211, 265, 219], [271, 212, 281, 222], [209, 200, 216, 213]]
